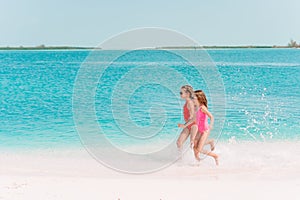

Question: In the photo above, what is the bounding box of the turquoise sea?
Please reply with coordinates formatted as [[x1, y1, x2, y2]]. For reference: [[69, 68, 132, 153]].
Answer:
[[1, 49, 300, 150]]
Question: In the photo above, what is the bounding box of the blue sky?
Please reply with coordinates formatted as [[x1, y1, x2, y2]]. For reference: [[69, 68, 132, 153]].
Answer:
[[0, 0, 299, 46]]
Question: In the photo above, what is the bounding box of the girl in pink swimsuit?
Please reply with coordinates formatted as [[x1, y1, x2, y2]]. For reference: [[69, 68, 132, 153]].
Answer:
[[193, 90, 219, 165]]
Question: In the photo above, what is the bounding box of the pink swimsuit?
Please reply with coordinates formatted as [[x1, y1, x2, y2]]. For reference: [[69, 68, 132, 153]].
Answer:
[[196, 107, 209, 133]]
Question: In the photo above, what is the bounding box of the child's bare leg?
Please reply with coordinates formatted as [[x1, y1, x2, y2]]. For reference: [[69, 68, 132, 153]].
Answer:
[[201, 149, 219, 166], [189, 125, 198, 148], [176, 128, 190, 161], [206, 139, 215, 151], [195, 134, 213, 150], [176, 128, 190, 150], [193, 132, 201, 150], [194, 131, 210, 161], [196, 131, 209, 150]]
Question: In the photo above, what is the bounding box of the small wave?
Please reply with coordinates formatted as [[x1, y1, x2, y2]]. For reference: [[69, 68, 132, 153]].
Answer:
[[216, 62, 300, 67]]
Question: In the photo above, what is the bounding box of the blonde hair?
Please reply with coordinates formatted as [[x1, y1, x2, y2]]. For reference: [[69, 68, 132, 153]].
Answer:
[[194, 90, 208, 108], [181, 85, 194, 99]]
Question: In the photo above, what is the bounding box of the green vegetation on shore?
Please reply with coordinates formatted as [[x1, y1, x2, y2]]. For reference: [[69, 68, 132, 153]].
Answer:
[[1, 40, 299, 50], [158, 40, 300, 49], [287, 39, 300, 48], [0, 45, 295, 50], [156, 45, 291, 49], [0, 45, 93, 50]]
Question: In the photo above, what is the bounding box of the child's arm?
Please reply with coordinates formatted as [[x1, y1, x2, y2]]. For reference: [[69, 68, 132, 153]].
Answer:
[[201, 106, 214, 130]]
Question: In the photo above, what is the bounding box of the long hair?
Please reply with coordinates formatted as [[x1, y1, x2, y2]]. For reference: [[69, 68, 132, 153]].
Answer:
[[194, 90, 208, 108], [181, 85, 195, 99]]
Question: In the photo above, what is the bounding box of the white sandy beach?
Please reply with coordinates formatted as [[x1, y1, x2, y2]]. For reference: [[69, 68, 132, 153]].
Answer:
[[1, 141, 299, 200]]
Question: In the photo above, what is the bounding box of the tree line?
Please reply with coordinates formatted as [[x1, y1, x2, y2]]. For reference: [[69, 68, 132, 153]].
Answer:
[[288, 39, 300, 48]]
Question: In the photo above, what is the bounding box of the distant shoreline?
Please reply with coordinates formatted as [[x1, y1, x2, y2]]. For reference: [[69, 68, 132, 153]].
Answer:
[[0, 46, 94, 50], [157, 45, 296, 49], [0, 45, 298, 50]]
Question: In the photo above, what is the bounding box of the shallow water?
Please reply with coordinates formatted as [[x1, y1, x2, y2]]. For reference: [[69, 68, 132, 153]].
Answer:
[[1, 49, 300, 150]]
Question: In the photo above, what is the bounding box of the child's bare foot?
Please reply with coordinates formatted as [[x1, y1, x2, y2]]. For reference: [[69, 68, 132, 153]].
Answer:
[[214, 155, 219, 166], [193, 147, 200, 161]]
